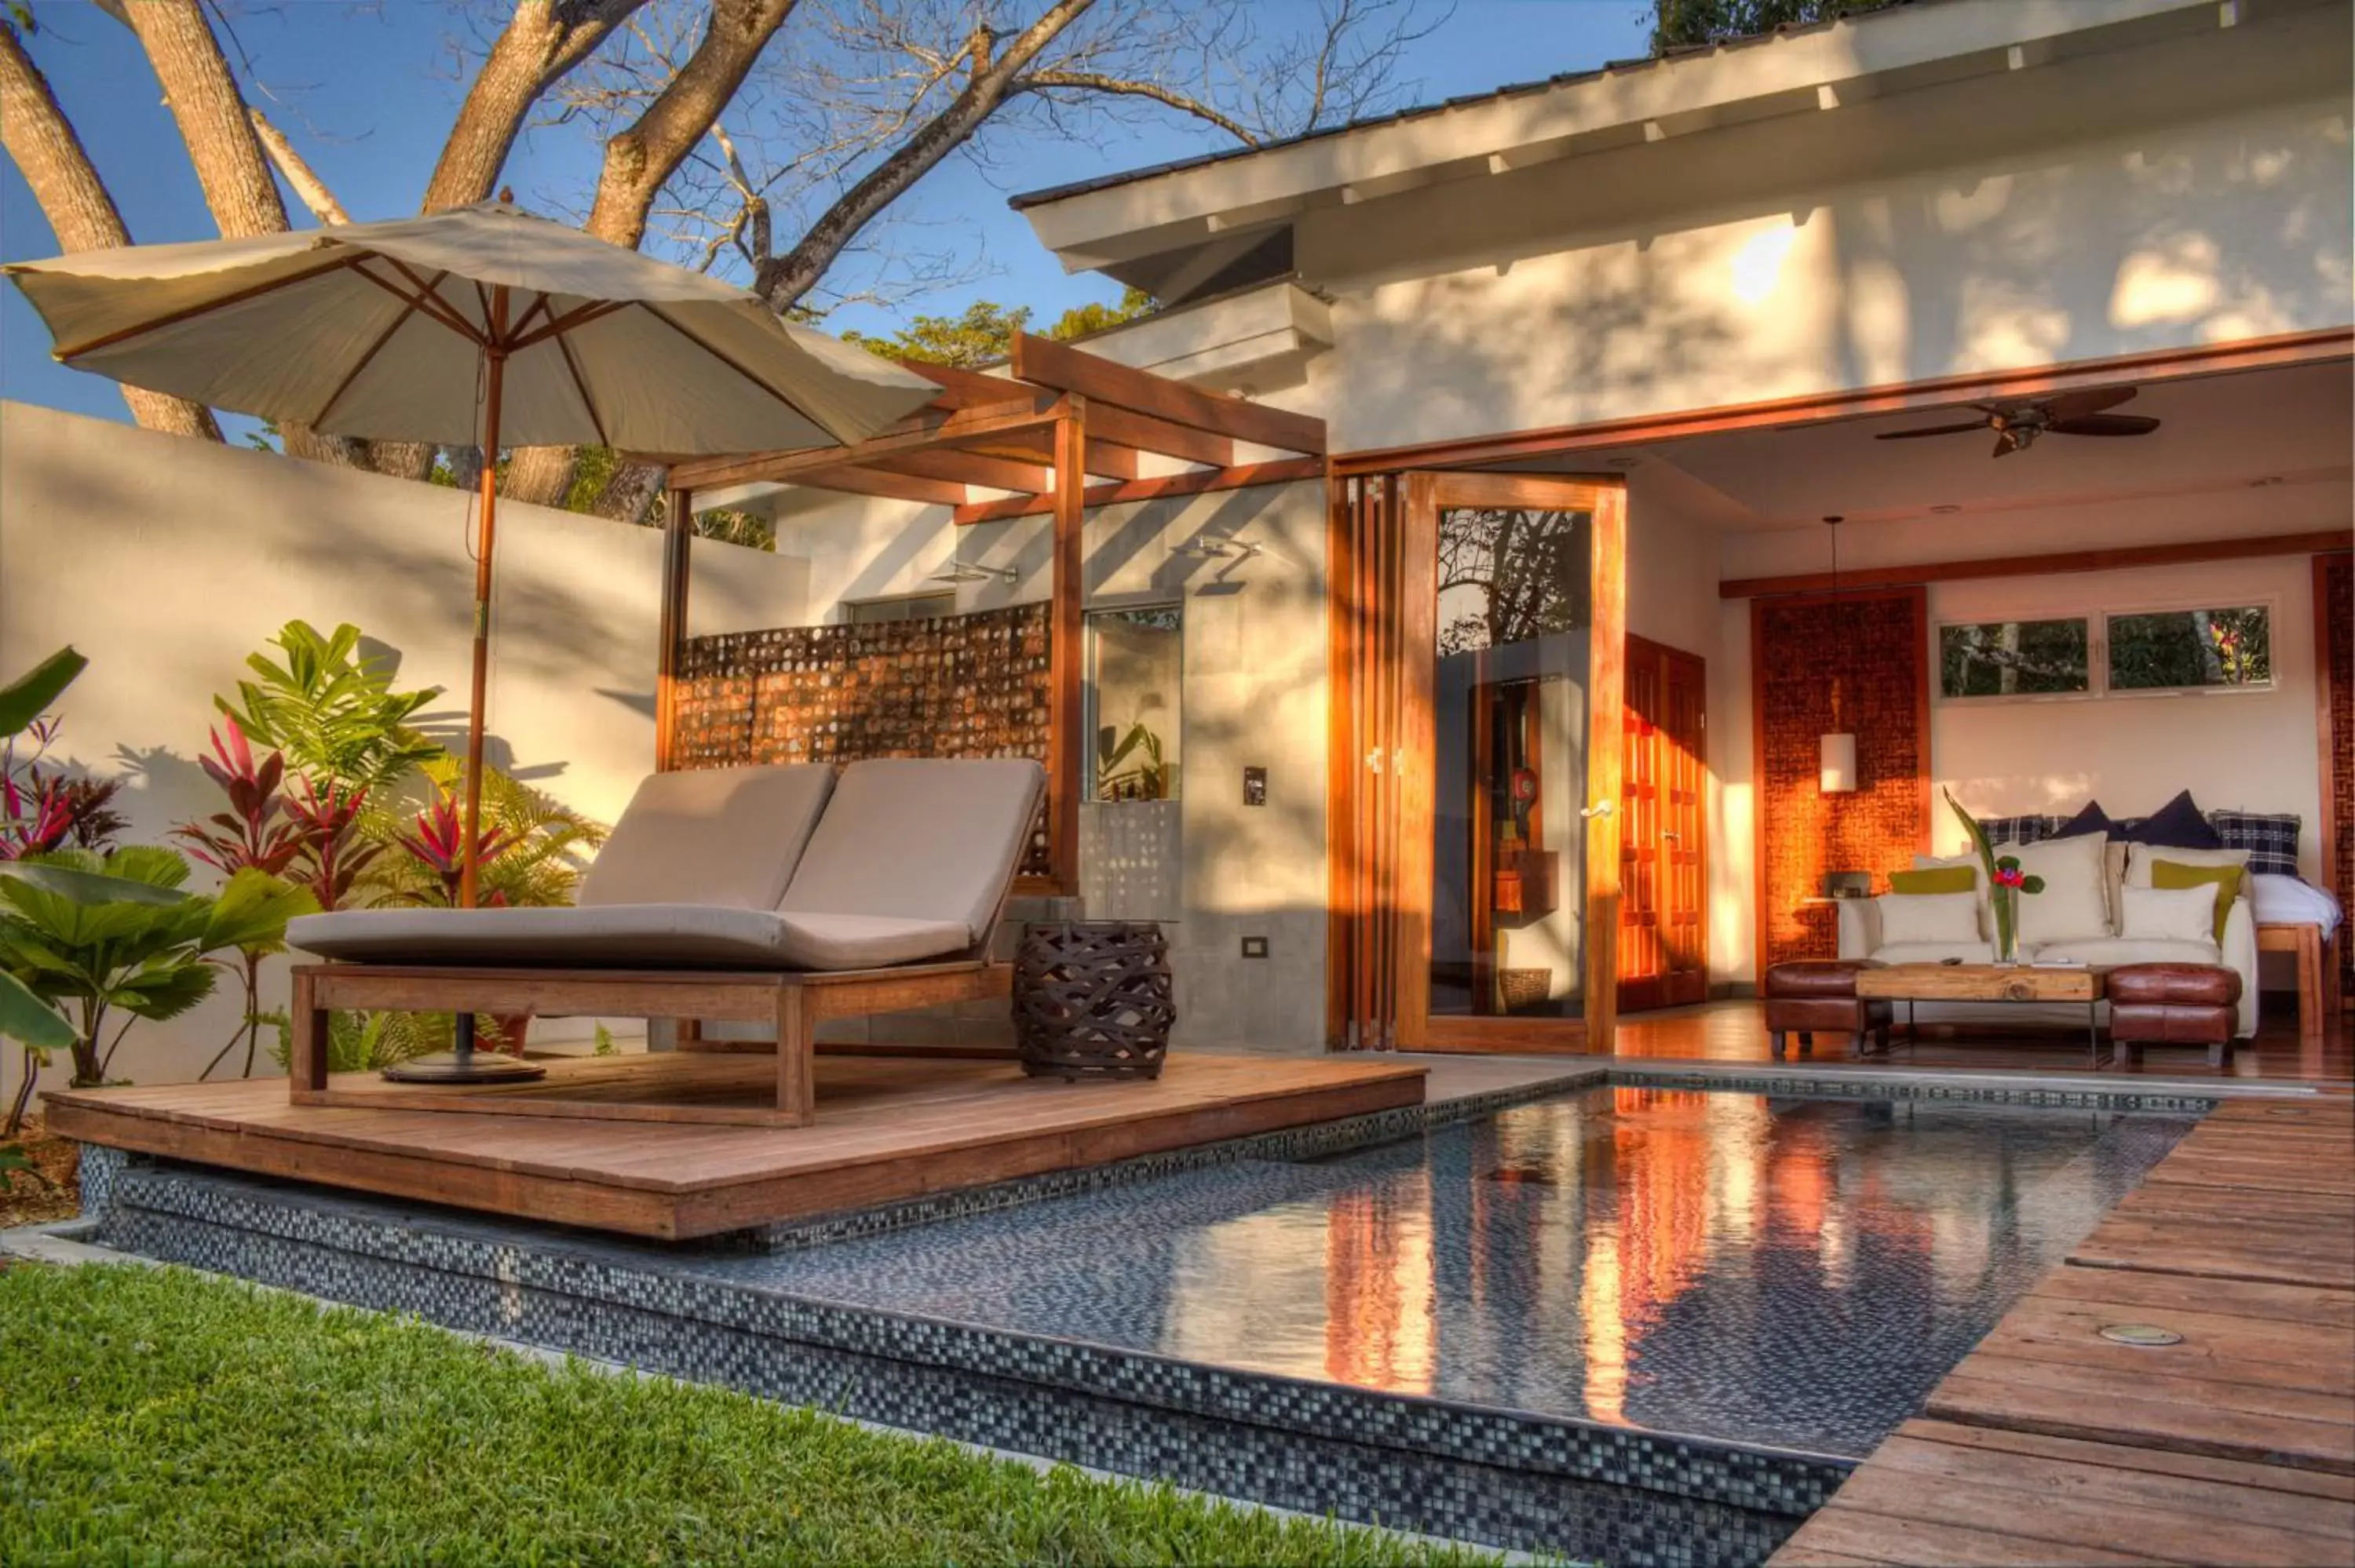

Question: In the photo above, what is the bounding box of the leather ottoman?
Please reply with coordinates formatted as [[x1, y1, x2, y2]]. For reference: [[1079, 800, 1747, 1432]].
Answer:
[[1763, 959, 1891, 1060], [2108, 963, 2244, 1068]]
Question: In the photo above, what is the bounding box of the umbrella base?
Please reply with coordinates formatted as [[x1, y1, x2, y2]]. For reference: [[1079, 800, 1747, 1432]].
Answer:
[[380, 1050, 547, 1085]]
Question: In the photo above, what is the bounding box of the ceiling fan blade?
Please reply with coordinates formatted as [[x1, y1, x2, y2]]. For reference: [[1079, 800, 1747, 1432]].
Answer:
[[2050, 414, 2161, 436], [1875, 421, 1989, 440], [2043, 386, 2137, 421]]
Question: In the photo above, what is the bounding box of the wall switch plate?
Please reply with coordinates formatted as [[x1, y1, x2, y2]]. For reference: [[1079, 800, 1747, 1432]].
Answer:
[[1243, 765, 1267, 806], [1240, 935, 1269, 958]]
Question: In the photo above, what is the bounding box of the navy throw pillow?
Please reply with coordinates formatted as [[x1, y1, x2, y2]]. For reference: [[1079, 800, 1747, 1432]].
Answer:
[[2055, 800, 2124, 841], [2123, 789, 2223, 850]]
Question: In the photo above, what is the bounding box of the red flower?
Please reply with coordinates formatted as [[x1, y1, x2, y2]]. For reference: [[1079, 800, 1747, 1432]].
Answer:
[[1992, 866, 2026, 888]]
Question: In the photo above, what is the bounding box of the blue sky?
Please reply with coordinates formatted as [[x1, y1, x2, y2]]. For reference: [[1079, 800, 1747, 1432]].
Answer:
[[2, 1, 1652, 427]]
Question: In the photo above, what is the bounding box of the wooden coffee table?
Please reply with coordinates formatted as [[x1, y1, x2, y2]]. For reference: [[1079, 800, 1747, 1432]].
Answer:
[[1854, 963, 2110, 1065]]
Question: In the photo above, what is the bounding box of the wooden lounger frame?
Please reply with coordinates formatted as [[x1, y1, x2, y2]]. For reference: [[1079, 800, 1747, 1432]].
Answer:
[[290, 958, 1013, 1128]]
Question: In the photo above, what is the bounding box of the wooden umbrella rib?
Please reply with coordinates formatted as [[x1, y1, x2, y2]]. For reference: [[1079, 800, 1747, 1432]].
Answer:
[[49, 251, 363, 360], [508, 300, 629, 353], [633, 301, 835, 439], [311, 268, 444, 428], [349, 262, 486, 345], [554, 332, 610, 448], [506, 293, 555, 343]]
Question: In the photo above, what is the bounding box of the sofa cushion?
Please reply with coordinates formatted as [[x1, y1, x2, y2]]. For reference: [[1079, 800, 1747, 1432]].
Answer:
[[1911, 852, 1989, 937], [2123, 789, 2224, 851], [1877, 892, 1980, 946], [2125, 842, 2250, 889], [2029, 935, 2221, 968], [2207, 809, 2301, 877], [1872, 940, 1995, 965], [2120, 884, 2219, 945], [2012, 831, 2110, 946], [2150, 859, 2244, 941], [780, 758, 1045, 943], [2056, 799, 2126, 841], [1890, 866, 1976, 895], [579, 764, 834, 910]]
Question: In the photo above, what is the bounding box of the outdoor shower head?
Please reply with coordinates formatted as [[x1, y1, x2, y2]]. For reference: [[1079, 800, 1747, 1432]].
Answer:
[[1169, 535, 1261, 560], [928, 560, 1020, 584]]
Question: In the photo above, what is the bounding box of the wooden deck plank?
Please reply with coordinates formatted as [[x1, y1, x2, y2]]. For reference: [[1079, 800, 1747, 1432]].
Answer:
[[1776, 1094, 2355, 1566], [45, 1052, 1427, 1240]]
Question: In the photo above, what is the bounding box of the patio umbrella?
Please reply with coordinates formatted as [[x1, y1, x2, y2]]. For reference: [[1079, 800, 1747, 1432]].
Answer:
[[5, 198, 936, 908]]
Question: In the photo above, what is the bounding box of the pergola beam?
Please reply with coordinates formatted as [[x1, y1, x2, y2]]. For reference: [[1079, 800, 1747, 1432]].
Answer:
[[666, 394, 1065, 490], [870, 447, 1049, 494], [1011, 330, 1327, 455], [793, 465, 969, 507], [955, 456, 1324, 526]]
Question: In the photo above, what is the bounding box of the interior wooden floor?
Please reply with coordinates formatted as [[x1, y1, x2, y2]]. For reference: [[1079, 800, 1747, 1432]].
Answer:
[[1773, 1095, 2355, 1566], [43, 1052, 1426, 1241], [1608, 999, 2354, 1087]]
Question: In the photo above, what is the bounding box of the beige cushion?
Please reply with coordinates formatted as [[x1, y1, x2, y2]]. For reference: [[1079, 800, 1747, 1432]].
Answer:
[[290, 904, 800, 968], [2119, 884, 2220, 944], [579, 764, 835, 910], [2030, 935, 2222, 968], [772, 913, 974, 970], [2124, 842, 2251, 889], [1873, 939, 1996, 965], [2012, 832, 2110, 946], [1912, 852, 1990, 939], [780, 757, 1046, 942], [1875, 892, 1981, 946], [289, 903, 978, 972]]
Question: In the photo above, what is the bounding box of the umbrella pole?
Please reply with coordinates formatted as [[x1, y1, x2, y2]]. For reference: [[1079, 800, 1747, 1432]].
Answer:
[[458, 317, 506, 913]]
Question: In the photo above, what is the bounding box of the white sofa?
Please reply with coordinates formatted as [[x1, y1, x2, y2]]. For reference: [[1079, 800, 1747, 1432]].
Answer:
[[1835, 843, 2258, 1039]]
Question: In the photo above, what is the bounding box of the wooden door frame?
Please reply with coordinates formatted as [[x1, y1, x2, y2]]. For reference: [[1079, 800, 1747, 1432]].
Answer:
[[1619, 633, 1709, 1013], [2316, 549, 2353, 1009], [1352, 469, 1627, 1055]]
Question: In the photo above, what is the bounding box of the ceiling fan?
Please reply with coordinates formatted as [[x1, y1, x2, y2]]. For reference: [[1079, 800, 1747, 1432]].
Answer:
[[1875, 387, 2160, 458]]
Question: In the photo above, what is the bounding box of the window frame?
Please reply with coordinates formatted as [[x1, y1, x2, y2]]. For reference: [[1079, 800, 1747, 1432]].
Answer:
[[1930, 595, 2280, 706], [2100, 596, 2277, 699], [1932, 614, 2097, 706]]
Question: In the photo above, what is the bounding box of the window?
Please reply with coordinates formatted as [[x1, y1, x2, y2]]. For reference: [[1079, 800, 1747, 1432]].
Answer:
[[1087, 606, 1181, 801], [2107, 605, 2272, 693], [845, 591, 955, 625], [1938, 618, 2090, 699]]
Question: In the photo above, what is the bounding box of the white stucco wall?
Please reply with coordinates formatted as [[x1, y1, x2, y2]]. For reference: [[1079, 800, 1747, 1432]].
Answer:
[[0, 400, 808, 1099]]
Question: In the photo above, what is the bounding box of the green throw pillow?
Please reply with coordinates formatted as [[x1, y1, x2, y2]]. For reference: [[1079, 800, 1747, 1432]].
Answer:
[[1889, 866, 1977, 895], [2151, 859, 2243, 942]]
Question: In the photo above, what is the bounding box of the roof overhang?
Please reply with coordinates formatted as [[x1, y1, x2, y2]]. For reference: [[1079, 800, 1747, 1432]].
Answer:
[[1017, 0, 2317, 285]]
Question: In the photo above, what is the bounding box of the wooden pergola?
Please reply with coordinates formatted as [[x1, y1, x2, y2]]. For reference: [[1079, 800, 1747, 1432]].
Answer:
[[649, 331, 1328, 892]]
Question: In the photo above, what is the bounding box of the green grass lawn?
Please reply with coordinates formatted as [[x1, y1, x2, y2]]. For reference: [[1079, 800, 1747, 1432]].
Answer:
[[1, 1262, 1502, 1566]]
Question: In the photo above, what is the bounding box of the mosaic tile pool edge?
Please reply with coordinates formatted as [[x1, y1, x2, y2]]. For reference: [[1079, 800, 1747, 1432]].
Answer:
[[97, 1161, 1824, 1567]]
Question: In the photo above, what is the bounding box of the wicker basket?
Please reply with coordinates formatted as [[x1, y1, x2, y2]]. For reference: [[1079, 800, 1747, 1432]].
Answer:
[[1498, 968, 1554, 1012], [1013, 921, 1176, 1080]]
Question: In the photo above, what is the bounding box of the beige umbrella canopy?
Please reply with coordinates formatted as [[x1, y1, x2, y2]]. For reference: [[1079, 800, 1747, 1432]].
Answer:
[[6, 199, 936, 906]]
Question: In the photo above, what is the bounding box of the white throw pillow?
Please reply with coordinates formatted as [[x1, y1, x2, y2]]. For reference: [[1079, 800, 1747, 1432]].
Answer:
[[1877, 891, 1982, 946], [1911, 852, 1988, 937], [2010, 831, 2110, 946], [2124, 842, 2251, 890], [2119, 883, 2221, 944]]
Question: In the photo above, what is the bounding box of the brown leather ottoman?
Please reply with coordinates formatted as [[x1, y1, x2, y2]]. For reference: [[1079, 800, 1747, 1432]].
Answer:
[[2108, 964, 2243, 1069], [1763, 959, 1891, 1060]]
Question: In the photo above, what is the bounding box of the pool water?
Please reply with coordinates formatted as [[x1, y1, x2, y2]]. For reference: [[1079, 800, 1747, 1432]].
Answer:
[[696, 1086, 2193, 1457]]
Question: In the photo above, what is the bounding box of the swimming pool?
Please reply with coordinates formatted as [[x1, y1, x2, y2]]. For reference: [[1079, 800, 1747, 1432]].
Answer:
[[692, 1084, 2194, 1457]]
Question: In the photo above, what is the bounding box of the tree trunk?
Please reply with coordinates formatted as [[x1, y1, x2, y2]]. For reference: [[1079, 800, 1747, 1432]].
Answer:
[[422, 0, 650, 212], [593, 460, 670, 527], [0, 22, 221, 440], [500, 445, 579, 509]]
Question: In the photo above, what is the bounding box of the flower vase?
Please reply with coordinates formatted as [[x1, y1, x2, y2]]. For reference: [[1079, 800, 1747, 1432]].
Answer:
[[1992, 887, 2019, 965]]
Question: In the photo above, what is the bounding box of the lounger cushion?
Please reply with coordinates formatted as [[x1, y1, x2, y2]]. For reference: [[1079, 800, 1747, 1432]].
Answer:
[[287, 903, 973, 971], [779, 757, 1046, 943], [579, 764, 834, 910]]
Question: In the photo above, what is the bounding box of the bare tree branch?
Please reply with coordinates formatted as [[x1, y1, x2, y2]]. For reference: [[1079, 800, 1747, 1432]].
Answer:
[[1016, 68, 1258, 144], [248, 107, 349, 224], [0, 19, 222, 441], [422, 0, 651, 211]]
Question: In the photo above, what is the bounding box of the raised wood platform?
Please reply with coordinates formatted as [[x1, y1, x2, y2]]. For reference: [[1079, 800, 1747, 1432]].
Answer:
[[1773, 1095, 2355, 1566], [46, 1052, 1425, 1241]]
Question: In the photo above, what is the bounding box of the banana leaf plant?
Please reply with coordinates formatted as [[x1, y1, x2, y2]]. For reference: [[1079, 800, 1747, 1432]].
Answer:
[[0, 649, 85, 1092], [217, 620, 444, 794], [0, 848, 316, 1135], [1095, 722, 1171, 802], [1943, 789, 2046, 965]]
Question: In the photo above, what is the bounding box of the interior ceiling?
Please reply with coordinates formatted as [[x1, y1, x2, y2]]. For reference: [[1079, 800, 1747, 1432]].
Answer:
[[1503, 359, 2354, 534]]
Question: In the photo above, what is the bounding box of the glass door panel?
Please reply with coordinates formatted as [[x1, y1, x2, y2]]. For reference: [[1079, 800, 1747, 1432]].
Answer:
[[1404, 473, 1624, 1052]]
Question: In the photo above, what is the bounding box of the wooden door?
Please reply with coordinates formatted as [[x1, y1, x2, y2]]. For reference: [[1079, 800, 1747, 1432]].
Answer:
[[1330, 472, 1627, 1055], [1619, 635, 1707, 1012]]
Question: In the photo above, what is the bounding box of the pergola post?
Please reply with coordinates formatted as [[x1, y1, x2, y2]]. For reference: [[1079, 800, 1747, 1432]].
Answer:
[[1046, 403, 1087, 894], [656, 484, 693, 771]]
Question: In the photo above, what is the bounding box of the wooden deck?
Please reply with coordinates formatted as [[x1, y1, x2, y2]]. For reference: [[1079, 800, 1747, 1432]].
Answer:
[[1773, 1096, 2355, 1566], [44, 1052, 1426, 1241]]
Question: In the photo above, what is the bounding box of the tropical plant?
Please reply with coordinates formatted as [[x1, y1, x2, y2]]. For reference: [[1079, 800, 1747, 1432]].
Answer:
[[0, 650, 83, 1098], [1095, 722, 1170, 801], [0, 848, 315, 1135], [173, 718, 308, 877], [1944, 789, 2047, 966], [362, 760, 605, 911], [2, 646, 119, 862], [258, 1005, 509, 1076], [217, 621, 444, 794], [281, 775, 382, 913]]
